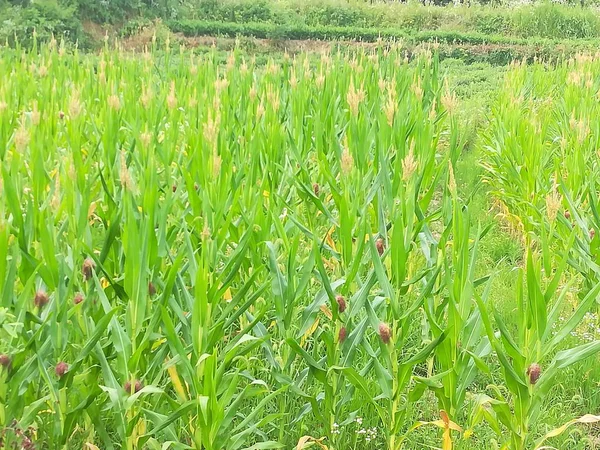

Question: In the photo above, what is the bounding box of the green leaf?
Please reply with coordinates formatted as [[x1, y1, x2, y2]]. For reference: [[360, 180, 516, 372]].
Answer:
[[286, 338, 326, 383]]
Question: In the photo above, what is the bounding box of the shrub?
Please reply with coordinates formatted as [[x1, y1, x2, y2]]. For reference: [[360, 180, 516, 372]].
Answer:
[[0, 0, 83, 47]]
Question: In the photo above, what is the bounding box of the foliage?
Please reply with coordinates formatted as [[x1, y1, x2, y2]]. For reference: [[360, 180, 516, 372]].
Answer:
[[481, 49, 600, 449], [175, 1, 600, 40], [0, 0, 83, 47], [0, 41, 474, 449], [5, 0, 600, 47], [2, 19, 600, 450], [169, 19, 600, 48]]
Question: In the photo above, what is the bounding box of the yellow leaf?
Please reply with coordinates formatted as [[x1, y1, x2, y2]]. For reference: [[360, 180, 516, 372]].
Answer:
[[263, 190, 270, 198], [443, 427, 452, 450], [85, 444, 100, 450], [323, 258, 337, 271], [296, 436, 311, 449], [441, 410, 463, 432], [463, 429, 473, 439], [296, 436, 328, 450], [447, 420, 463, 432], [223, 287, 232, 302], [138, 206, 143, 212], [320, 305, 332, 320], [326, 226, 336, 252], [301, 318, 320, 346], [137, 418, 146, 436], [408, 413, 462, 449], [88, 201, 97, 219], [429, 419, 446, 429], [535, 414, 600, 449], [131, 417, 146, 445], [152, 338, 166, 351], [167, 363, 188, 402]]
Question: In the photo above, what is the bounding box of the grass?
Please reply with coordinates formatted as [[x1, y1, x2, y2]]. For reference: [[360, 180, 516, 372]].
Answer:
[[1, 38, 600, 450]]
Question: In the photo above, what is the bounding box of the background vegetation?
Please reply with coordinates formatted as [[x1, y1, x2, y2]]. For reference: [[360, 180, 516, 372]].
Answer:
[[5, 0, 600, 47]]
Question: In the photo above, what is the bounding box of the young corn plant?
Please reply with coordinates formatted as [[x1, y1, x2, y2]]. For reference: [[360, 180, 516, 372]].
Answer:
[[424, 187, 493, 442], [264, 47, 463, 449], [0, 40, 288, 448], [482, 55, 600, 286], [0, 34, 475, 449], [472, 247, 600, 450]]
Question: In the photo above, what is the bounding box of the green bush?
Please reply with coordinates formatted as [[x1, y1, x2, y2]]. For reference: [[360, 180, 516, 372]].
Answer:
[[169, 19, 523, 44], [472, 11, 512, 35], [0, 0, 83, 47], [303, 5, 375, 27], [76, 0, 183, 22], [511, 3, 600, 38]]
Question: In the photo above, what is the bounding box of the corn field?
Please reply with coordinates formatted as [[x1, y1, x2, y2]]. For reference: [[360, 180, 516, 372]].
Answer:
[[1, 38, 600, 449]]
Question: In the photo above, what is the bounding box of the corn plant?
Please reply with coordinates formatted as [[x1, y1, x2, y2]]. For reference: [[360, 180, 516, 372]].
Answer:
[[480, 57, 600, 448], [424, 185, 493, 433], [471, 248, 600, 449], [482, 55, 600, 283], [273, 48, 464, 449], [0, 36, 475, 450]]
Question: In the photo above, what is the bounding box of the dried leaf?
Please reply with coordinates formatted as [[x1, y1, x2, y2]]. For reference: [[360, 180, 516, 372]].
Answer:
[[296, 436, 328, 450], [319, 305, 332, 320], [535, 414, 600, 449]]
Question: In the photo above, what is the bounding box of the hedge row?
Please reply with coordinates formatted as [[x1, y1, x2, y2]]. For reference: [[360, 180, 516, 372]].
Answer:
[[170, 20, 401, 41], [170, 20, 503, 44], [168, 19, 600, 47], [178, 1, 600, 40]]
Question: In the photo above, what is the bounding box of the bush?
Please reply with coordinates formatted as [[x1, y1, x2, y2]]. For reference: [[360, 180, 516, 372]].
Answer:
[[0, 0, 84, 47], [303, 5, 374, 27], [473, 10, 512, 35], [188, 0, 278, 22], [511, 3, 600, 39]]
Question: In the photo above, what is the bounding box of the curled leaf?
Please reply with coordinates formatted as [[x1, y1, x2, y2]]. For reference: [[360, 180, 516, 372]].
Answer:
[[535, 414, 600, 449], [296, 435, 328, 450]]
